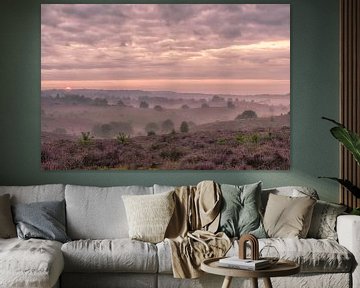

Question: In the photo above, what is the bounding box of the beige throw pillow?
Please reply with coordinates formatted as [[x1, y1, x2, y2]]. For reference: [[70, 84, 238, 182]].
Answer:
[[263, 193, 316, 238], [0, 194, 17, 238], [122, 191, 175, 243]]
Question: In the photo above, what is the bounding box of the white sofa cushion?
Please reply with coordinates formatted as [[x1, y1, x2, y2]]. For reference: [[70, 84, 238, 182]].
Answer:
[[65, 185, 153, 239], [337, 215, 360, 288], [0, 238, 63, 288], [234, 238, 353, 273], [61, 239, 158, 273], [157, 240, 173, 274], [0, 184, 65, 204], [157, 238, 353, 274]]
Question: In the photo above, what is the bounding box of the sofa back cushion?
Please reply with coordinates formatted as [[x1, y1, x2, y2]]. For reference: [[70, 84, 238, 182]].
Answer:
[[0, 194, 17, 238], [0, 185, 65, 204], [153, 184, 176, 194], [65, 185, 153, 239]]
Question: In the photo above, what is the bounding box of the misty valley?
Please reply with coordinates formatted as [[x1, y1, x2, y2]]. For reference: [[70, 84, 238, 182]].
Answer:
[[41, 89, 290, 170]]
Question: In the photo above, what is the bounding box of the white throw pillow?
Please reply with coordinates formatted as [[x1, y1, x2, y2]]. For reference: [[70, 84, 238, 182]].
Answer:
[[122, 191, 175, 243]]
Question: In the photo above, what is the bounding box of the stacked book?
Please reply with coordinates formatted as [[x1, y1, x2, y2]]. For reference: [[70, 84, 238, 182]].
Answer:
[[218, 257, 271, 270]]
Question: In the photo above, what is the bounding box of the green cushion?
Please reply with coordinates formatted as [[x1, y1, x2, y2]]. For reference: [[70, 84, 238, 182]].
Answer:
[[218, 182, 266, 238]]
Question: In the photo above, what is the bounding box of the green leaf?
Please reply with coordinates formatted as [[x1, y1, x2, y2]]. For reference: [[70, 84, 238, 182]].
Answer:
[[321, 116, 344, 127], [330, 126, 360, 165], [322, 117, 360, 165], [319, 177, 360, 198]]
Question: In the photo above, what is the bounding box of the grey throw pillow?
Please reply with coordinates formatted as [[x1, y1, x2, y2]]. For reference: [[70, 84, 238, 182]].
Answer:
[[307, 200, 347, 240], [12, 200, 70, 243], [0, 194, 16, 238], [218, 182, 266, 238]]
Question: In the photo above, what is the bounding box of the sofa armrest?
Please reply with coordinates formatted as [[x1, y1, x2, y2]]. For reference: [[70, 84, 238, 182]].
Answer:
[[337, 215, 360, 288]]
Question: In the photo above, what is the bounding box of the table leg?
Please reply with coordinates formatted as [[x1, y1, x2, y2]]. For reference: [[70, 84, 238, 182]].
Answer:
[[221, 276, 233, 288], [251, 278, 258, 288], [263, 277, 273, 288]]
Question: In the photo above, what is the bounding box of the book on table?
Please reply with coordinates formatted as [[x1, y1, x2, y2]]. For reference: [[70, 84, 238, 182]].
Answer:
[[218, 257, 271, 270]]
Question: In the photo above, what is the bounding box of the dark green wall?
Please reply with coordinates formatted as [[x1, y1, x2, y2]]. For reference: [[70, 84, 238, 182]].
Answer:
[[0, 0, 340, 202]]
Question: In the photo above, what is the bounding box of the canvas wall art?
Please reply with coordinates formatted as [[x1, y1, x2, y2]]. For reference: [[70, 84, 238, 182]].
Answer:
[[41, 4, 290, 170]]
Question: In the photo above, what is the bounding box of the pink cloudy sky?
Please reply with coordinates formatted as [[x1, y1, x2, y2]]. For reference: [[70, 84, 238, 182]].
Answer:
[[41, 4, 290, 95]]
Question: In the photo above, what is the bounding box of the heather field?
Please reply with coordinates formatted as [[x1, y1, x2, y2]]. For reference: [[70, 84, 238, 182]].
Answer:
[[41, 90, 290, 170], [41, 124, 290, 170]]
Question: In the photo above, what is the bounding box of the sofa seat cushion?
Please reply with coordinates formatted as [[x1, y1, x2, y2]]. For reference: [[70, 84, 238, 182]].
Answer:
[[62, 239, 158, 273], [232, 238, 353, 273], [0, 238, 64, 288], [157, 238, 353, 274]]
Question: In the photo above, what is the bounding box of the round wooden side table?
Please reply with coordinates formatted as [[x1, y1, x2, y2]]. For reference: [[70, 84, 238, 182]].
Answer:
[[201, 257, 300, 288]]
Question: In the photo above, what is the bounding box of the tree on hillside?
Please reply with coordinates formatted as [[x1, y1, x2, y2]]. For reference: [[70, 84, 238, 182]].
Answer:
[[154, 105, 163, 111], [201, 103, 210, 108], [235, 110, 258, 120], [227, 101, 235, 109], [92, 121, 133, 138], [180, 121, 189, 133], [139, 101, 149, 108], [162, 119, 175, 132], [145, 122, 159, 134], [212, 95, 224, 102], [181, 104, 190, 109]]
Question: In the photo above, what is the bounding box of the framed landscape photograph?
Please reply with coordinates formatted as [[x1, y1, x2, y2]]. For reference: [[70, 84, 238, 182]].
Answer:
[[41, 4, 290, 170]]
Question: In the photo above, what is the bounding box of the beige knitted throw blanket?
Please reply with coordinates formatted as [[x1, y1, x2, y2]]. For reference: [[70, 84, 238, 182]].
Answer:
[[165, 181, 231, 279]]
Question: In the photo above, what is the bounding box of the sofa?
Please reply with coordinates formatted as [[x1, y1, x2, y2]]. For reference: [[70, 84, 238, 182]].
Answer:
[[0, 183, 359, 288]]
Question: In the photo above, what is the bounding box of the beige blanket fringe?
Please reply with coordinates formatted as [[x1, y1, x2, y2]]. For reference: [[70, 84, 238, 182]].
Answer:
[[165, 181, 231, 279]]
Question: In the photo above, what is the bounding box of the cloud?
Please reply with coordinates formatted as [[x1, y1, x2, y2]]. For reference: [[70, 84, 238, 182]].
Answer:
[[41, 4, 290, 93]]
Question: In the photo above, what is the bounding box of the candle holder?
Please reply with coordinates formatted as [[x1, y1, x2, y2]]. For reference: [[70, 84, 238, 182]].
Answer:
[[238, 234, 259, 260]]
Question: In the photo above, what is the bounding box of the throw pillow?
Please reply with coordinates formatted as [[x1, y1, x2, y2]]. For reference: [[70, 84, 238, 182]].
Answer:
[[122, 191, 175, 243], [261, 186, 319, 214], [12, 200, 70, 243], [307, 200, 347, 240], [263, 193, 316, 238], [0, 194, 16, 238], [218, 182, 266, 238]]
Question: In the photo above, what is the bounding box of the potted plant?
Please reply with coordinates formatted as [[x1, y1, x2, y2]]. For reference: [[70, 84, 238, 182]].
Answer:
[[320, 117, 360, 215]]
